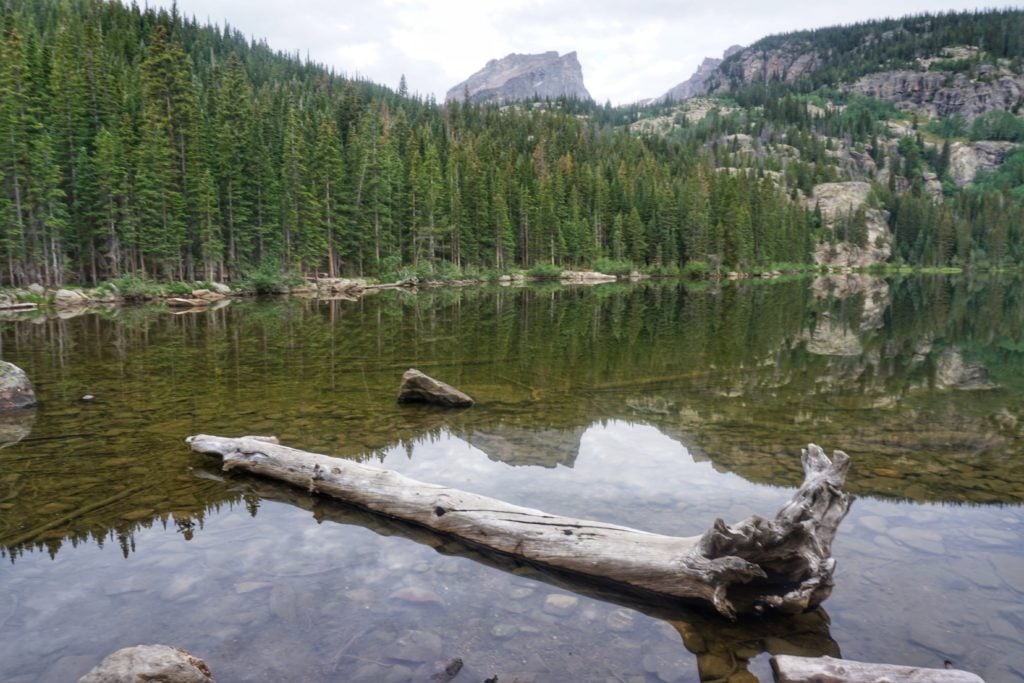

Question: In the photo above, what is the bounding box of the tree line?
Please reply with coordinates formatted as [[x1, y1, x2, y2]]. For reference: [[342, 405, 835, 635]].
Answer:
[[0, 0, 815, 287]]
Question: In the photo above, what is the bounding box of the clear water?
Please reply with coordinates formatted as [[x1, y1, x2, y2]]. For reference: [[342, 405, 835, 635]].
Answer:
[[1, 276, 1022, 682]]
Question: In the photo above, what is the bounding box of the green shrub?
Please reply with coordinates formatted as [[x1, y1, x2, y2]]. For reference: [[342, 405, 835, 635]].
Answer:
[[760, 261, 812, 273], [240, 261, 288, 295], [592, 257, 634, 276], [970, 111, 1024, 142], [433, 261, 466, 281], [925, 114, 967, 139], [376, 254, 403, 282], [682, 260, 712, 277], [165, 281, 193, 296], [104, 274, 160, 300], [643, 263, 682, 277], [928, 58, 975, 74], [526, 263, 563, 278]]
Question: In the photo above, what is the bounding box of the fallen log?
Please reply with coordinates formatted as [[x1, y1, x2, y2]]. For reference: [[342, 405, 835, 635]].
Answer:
[[185, 435, 852, 618], [771, 655, 984, 683], [191, 466, 841, 682]]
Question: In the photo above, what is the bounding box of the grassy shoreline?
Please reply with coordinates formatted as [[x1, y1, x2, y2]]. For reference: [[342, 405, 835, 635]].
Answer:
[[4, 261, 1023, 309]]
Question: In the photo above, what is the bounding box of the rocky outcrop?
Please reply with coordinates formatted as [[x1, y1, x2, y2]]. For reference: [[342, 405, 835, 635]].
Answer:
[[397, 369, 474, 408], [560, 270, 616, 284], [0, 361, 37, 411], [78, 644, 214, 683], [54, 288, 89, 306], [851, 67, 1024, 120], [947, 140, 1018, 187], [807, 182, 892, 267], [446, 52, 591, 105], [314, 277, 365, 294], [703, 44, 823, 94], [661, 46, 742, 102]]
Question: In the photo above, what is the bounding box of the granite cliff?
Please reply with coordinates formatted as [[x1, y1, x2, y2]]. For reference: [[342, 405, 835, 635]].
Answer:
[[700, 44, 823, 94], [446, 51, 591, 105], [851, 64, 1024, 121]]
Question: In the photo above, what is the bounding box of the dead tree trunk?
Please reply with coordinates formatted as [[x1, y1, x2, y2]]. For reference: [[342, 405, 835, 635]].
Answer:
[[186, 435, 852, 618]]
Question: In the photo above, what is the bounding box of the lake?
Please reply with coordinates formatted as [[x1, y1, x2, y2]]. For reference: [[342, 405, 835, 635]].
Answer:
[[1, 275, 1022, 682]]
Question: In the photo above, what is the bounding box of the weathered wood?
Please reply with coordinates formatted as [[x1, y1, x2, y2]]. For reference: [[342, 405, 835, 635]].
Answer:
[[771, 655, 984, 683], [186, 435, 851, 618]]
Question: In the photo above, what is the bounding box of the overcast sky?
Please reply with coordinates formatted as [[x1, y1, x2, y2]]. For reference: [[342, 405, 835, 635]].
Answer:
[[153, 0, 1012, 104]]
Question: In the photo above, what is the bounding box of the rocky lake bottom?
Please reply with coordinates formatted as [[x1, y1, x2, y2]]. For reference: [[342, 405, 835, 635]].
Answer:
[[1, 277, 1023, 681]]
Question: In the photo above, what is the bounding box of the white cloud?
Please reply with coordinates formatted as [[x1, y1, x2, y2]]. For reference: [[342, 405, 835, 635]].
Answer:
[[333, 42, 384, 72], [157, 0, 1002, 104]]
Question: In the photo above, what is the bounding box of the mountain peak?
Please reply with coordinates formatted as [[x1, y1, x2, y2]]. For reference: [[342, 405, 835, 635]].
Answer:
[[446, 51, 591, 104]]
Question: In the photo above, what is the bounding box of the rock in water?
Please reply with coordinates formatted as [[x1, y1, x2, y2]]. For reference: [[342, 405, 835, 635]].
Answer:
[[446, 51, 591, 104], [78, 644, 214, 683], [0, 361, 37, 410], [398, 369, 474, 408]]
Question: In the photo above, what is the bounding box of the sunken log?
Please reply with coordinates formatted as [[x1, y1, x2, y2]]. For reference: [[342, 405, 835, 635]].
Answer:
[[771, 655, 984, 683], [185, 435, 851, 618]]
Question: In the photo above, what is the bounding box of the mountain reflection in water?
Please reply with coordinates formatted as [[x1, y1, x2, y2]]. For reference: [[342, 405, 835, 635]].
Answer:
[[1, 275, 1022, 682]]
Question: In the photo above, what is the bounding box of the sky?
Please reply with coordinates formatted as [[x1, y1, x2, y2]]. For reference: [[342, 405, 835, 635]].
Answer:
[[153, 0, 1012, 104]]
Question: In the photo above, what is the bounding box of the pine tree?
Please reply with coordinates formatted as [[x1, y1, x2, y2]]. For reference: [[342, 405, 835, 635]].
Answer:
[[92, 126, 129, 277], [0, 24, 31, 283], [213, 52, 254, 274], [309, 116, 347, 276], [279, 94, 315, 272], [139, 23, 199, 278]]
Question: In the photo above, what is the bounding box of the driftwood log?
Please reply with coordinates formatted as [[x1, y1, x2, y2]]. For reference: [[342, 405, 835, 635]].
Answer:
[[186, 435, 852, 618], [772, 655, 984, 683], [199, 470, 842, 681]]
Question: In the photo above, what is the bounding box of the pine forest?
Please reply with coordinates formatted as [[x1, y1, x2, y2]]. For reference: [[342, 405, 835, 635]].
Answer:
[[0, 1, 1022, 287]]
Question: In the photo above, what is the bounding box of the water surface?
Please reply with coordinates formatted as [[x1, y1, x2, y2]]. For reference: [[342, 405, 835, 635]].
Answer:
[[1, 276, 1022, 682]]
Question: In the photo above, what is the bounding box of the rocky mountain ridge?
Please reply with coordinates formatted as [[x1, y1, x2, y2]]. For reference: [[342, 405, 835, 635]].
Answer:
[[664, 37, 1024, 122], [446, 51, 591, 105], [660, 45, 742, 102]]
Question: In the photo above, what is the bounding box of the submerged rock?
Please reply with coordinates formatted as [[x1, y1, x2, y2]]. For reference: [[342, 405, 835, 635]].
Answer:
[[390, 629, 443, 663], [0, 361, 37, 411], [397, 369, 474, 408], [78, 644, 214, 683], [542, 593, 579, 616]]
